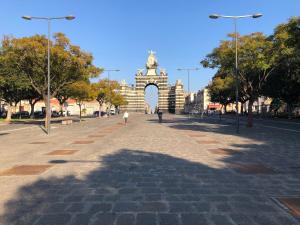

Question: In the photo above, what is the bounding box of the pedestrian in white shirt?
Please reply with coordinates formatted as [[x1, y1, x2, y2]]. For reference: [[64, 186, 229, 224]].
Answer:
[[123, 111, 129, 125]]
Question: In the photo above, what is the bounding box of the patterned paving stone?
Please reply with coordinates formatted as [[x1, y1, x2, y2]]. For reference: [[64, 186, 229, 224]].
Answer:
[[181, 213, 209, 225], [45, 203, 68, 213], [188, 134, 206, 137], [113, 202, 139, 212], [46, 150, 79, 155], [249, 214, 278, 225], [169, 202, 195, 212], [0, 165, 52, 176], [140, 202, 168, 212], [35, 214, 71, 225], [158, 213, 179, 225], [277, 197, 300, 217], [193, 202, 211, 212], [72, 140, 94, 144], [208, 148, 237, 156], [197, 140, 220, 144], [136, 213, 157, 225], [93, 213, 116, 225], [115, 214, 135, 225], [70, 213, 94, 225], [29, 141, 48, 144], [229, 163, 277, 174], [66, 203, 86, 213], [229, 213, 254, 225], [88, 134, 106, 138], [1, 114, 300, 225], [210, 214, 234, 225], [88, 203, 112, 214]]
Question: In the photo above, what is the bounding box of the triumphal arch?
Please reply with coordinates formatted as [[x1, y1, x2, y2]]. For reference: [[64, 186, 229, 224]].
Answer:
[[120, 51, 185, 114]]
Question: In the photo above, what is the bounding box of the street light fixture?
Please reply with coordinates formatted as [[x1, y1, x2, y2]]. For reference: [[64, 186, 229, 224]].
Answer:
[[22, 15, 75, 135], [103, 69, 120, 116], [209, 13, 262, 133], [177, 68, 199, 117]]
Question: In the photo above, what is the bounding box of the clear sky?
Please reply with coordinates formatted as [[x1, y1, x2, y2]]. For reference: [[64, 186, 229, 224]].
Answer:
[[0, 0, 299, 96]]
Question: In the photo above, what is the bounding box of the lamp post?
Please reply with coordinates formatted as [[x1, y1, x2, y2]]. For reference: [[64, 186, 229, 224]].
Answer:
[[177, 68, 199, 117], [22, 15, 75, 135], [103, 69, 120, 116], [209, 13, 262, 133]]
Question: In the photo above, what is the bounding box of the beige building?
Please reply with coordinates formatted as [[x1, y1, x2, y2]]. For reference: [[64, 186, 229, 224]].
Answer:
[[5, 98, 111, 116], [185, 88, 212, 113]]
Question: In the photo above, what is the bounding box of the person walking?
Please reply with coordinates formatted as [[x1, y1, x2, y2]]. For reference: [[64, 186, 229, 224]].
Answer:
[[157, 107, 163, 123], [123, 111, 129, 125]]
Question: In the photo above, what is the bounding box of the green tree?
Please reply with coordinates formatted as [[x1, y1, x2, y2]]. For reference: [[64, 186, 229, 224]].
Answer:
[[0, 72, 31, 120], [24, 87, 42, 119], [68, 81, 95, 121], [202, 32, 275, 127], [55, 84, 73, 116], [0, 33, 100, 125], [111, 92, 128, 113], [207, 75, 235, 113], [263, 17, 300, 117], [92, 79, 120, 116]]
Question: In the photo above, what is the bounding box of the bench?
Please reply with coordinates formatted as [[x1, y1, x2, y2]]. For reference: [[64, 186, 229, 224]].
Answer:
[[61, 119, 73, 125]]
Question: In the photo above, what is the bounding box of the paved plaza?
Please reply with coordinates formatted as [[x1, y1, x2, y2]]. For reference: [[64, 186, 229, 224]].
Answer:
[[0, 114, 300, 225]]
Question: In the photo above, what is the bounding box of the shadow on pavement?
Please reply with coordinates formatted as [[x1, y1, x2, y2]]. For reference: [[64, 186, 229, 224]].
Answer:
[[1, 146, 300, 225]]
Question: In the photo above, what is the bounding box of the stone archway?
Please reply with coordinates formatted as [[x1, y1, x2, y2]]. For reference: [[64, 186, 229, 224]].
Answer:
[[135, 72, 169, 113], [120, 51, 185, 114], [144, 83, 159, 113]]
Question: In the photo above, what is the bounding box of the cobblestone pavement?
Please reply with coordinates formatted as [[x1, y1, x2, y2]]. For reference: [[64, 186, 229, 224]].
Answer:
[[0, 114, 300, 225]]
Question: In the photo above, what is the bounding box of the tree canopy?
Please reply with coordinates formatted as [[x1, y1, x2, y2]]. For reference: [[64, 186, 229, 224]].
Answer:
[[202, 32, 276, 126], [263, 17, 300, 114], [0, 33, 101, 99], [207, 75, 235, 112], [0, 33, 101, 121]]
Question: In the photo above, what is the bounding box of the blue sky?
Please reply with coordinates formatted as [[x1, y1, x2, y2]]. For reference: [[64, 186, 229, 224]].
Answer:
[[0, 0, 299, 108]]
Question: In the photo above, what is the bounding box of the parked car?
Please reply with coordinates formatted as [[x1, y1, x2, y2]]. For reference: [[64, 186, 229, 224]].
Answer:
[[12, 111, 30, 119], [60, 110, 71, 117], [0, 111, 7, 119], [93, 111, 107, 117], [51, 111, 60, 118], [110, 109, 116, 115], [34, 111, 45, 119], [190, 109, 199, 114]]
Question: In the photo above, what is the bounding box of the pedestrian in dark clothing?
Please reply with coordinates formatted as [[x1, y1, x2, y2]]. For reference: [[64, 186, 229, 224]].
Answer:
[[157, 107, 163, 123]]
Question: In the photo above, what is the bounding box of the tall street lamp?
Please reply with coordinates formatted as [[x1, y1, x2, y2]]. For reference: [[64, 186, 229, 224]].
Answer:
[[177, 68, 199, 117], [209, 13, 262, 133], [22, 15, 75, 135], [103, 69, 120, 116]]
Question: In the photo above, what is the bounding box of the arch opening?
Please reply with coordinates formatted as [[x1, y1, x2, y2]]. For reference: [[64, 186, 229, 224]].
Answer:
[[144, 84, 159, 114]]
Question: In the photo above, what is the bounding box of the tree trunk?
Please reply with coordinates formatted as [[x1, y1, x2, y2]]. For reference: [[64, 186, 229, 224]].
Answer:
[[224, 104, 227, 113], [5, 102, 13, 121], [59, 103, 64, 116], [108, 103, 111, 117], [99, 103, 101, 118], [43, 94, 51, 130], [247, 99, 254, 127], [241, 103, 244, 116], [79, 104, 82, 122], [30, 102, 35, 119], [287, 103, 293, 119]]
